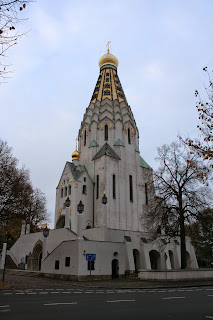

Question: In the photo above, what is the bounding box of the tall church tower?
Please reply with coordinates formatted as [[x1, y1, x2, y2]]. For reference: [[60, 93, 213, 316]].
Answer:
[[76, 48, 152, 232]]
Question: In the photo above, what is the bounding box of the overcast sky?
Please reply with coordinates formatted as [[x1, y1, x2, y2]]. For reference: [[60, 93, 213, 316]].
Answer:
[[0, 0, 212, 227]]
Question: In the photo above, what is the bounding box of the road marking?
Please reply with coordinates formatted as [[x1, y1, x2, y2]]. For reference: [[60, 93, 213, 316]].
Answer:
[[207, 295, 213, 297], [205, 316, 213, 319], [158, 290, 166, 292], [36, 289, 43, 291], [107, 300, 135, 303], [3, 293, 12, 295], [206, 289, 213, 291], [39, 292, 48, 294], [177, 289, 185, 292], [15, 293, 24, 295], [0, 305, 10, 308], [44, 302, 78, 306], [28, 293, 37, 295], [0, 310, 11, 313], [163, 297, 186, 300], [186, 290, 193, 292]]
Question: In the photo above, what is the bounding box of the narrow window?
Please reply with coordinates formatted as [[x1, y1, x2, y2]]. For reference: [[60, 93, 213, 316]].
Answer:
[[65, 257, 70, 267], [61, 188, 63, 198], [68, 185, 71, 195], [64, 187, 67, 196], [112, 174, 116, 199], [96, 175, 99, 199], [84, 177, 86, 182], [129, 175, 133, 202], [55, 260, 59, 270], [82, 185, 87, 195], [84, 129, 86, 146], [105, 125, 108, 141], [145, 183, 148, 205], [87, 261, 95, 270], [128, 128, 131, 144]]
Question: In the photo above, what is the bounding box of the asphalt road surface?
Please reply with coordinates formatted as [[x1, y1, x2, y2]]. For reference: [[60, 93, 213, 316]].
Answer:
[[0, 286, 213, 320]]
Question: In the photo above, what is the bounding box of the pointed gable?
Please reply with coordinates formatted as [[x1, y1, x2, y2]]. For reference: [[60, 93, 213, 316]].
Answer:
[[93, 142, 121, 161], [114, 139, 125, 147]]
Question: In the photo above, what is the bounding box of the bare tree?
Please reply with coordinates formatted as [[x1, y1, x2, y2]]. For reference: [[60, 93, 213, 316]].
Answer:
[[181, 67, 213, 182], [0, 1, 31, 81], [0, 138, 49, 243], [146, 142, 212, 269]]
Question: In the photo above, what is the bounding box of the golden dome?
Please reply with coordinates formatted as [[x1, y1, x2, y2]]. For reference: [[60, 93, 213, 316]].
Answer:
[[99, 53, 119, 69], [72, 148, 80, 161]]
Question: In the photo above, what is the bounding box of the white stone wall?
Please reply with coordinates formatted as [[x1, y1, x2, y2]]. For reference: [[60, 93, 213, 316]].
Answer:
[[41, 239, 126, 277], [9, 228, 77, 265]]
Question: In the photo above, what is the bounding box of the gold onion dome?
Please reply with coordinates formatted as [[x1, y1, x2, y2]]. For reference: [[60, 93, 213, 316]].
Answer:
[[72, 148, 80, 161], [99, 53, 119, 69]]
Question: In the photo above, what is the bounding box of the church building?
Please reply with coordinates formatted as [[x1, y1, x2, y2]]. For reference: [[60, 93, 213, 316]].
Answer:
[[6, 48, 198, 279]]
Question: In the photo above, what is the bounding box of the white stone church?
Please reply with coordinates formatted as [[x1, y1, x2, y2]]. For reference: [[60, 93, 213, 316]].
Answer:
[[7, 50, 198, 279]]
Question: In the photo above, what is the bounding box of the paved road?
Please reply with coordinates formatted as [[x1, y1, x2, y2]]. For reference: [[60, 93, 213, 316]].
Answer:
[[0, 286, 213, 320]]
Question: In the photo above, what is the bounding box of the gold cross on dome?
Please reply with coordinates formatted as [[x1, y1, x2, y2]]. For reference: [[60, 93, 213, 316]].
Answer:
[[75, 138, 78, 150], [106, 41, 111, 54]]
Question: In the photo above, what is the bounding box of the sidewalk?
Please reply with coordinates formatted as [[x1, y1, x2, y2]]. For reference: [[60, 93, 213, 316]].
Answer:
[[1, 269, 213, 290]]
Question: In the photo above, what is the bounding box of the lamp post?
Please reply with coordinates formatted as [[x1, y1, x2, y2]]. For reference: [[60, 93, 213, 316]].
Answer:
[[77, 198, 84, 214], [65, 197, 71, 228], [102, 191, 108, 205], [2, 234, 9, 282], [42, 226, 49, 261], [77, 198, 84, 239], [102, 191, 108, 227]]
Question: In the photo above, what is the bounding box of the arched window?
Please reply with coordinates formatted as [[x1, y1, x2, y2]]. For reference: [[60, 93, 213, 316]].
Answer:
[[84, 129, 86, 146], [128, 128, 131, 144], [68, 185, 71, 195], [145, 183, 148, 205], [82, 185, 87, 195], [112, 174, 116, 199], [64, 187, 67, 197], [105, 125, 108, 141], [129, 175, 133, 202], [61, 188, 63, 198]]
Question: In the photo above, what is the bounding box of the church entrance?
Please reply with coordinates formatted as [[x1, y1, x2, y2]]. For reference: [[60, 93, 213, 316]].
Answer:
[[133, 249, 140, 275], [149, 250, 161, 270], [112, 259, 119, 279], [30, 242, 43, 271]]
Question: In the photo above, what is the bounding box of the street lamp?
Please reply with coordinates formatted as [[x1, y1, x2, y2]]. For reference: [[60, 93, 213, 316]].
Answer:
[[102, 191, 107, 205], [77, 198, 84, 214], [43, 225, 49, 238], [65, 197, 71, 207], [2, 234, 9, 282]]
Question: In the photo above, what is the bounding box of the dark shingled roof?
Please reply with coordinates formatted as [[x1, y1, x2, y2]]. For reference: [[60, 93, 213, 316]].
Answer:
[[139, 156, 152, 170], [93, 143, 121, 161], [67, 162, 85, 180]]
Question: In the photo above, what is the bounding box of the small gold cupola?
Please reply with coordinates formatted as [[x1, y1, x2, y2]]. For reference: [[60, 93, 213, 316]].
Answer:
[[72, 139, 80, 161], [99, 41, 118, 69]]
